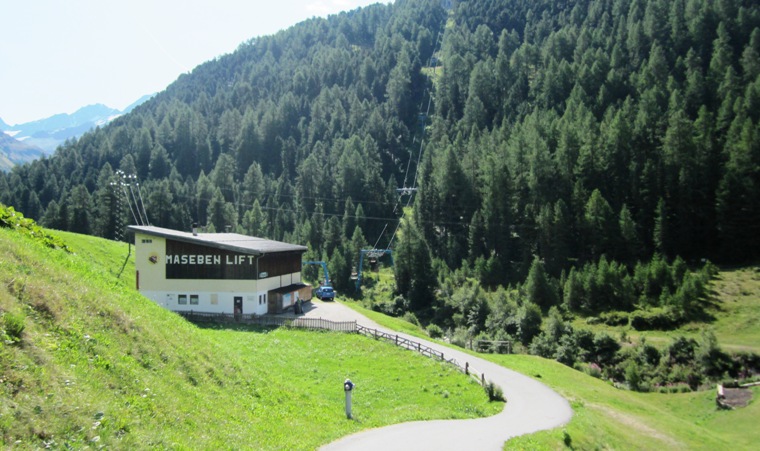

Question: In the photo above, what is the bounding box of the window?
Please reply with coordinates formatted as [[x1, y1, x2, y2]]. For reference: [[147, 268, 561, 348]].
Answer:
[[141, 239, 153, 244], [178, 294, 187, 305], [190, 295, 199, 305]]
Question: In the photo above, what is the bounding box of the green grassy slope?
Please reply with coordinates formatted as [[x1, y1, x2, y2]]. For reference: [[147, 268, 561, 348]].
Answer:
[[0, 226, 500, 449], [498, 354, 759, 450], [351, 270, 760, 450], [570, 266, 760, 354]]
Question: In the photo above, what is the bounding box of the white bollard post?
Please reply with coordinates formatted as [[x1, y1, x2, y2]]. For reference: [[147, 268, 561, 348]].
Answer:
[[344, 379, 354, 419]]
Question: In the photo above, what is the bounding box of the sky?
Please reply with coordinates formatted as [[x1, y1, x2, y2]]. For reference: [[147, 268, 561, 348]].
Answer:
[[0, 0, 390, 126]]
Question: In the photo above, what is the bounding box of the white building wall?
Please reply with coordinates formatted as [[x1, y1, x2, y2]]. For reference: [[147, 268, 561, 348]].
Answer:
[[134, 231, 302, 316], [141, 290, 270, 315]]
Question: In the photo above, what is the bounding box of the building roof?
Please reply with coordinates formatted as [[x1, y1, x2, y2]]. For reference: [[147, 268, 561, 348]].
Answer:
[[128, 225, 307, 255]]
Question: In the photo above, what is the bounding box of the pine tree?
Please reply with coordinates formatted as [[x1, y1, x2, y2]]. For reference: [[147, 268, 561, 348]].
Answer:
[[524, 256, 557, 310], [716, 117, 760, 261], [394, 219, 436, 316]]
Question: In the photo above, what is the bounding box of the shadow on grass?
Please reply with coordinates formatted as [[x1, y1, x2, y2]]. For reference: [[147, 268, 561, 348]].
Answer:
[[191, 321, 279, 333], [178, 301, 345, 335]]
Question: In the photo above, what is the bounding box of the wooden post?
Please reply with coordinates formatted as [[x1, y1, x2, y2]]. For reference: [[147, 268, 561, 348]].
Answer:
[[481, 373, 485, 386], [465, 362, 469, 375]]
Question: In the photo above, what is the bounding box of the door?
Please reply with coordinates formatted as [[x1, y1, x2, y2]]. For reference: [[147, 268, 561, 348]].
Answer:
[[234, 296, 243, 319]]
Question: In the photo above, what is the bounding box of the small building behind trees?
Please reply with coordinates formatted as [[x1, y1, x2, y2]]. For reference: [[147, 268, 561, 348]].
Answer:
[[129, 225, 309, 315]]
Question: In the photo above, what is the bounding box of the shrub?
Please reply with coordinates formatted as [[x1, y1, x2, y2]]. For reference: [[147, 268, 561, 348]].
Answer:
[[426, 323, 443, 339], [0, 204, 72, 252], [625, 361, 642, 391], [529, 331, 557, 358], [629, 307, 682, 330], [585, 363, 603, 379], [484, 380, 505, 402], [2, 312, 25, 343], [370, 295, 408, 317], [592, 332, 621, 366], [450, 327, 469, 348], [599, 310, 629, 326], [402, 311, 420, 326]]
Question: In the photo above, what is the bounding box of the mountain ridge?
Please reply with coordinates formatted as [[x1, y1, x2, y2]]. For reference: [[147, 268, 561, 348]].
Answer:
[[0, 94, 153, 165], [1, 0, 759, 324]]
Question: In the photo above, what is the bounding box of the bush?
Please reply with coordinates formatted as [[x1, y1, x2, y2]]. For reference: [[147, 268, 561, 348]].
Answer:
[[630, 307, 682, 330], [484, 380, 505, 402], [625, 361, 642, 391], [402, 311, 420, 326], [370, 295, 408, 317], [426, 323, 443, 339], [2, 312, 25, 343], [585, 363, 602, 379], [450, 327, 469, 348], [0, 204, 72, 252], [599, 310, 629, 326]]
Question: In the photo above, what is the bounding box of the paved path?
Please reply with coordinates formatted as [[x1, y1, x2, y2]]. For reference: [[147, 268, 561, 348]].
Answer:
[[295, 299, 573, 451]]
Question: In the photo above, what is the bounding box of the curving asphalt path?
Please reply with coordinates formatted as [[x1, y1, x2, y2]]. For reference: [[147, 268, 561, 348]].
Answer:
[[295, 299, 573, 451]]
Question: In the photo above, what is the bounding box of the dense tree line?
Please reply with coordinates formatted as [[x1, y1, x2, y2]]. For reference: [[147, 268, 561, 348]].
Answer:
[[2, 0, 760, 385]]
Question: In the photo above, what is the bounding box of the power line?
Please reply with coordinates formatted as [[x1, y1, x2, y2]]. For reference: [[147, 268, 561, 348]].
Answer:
[[112, 171, 150, 227]]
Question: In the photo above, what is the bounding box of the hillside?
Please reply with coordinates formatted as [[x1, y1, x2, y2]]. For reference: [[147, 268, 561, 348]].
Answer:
[[1, 0, 760, 393], [0, 98, 152, 158], [9, 217, 757, 450], [499, 353, 760, 450], [567, 265, 760, 354], [0, 132, 45, 172], [345, 293, 760, 449], [0, 210, 500, 449]]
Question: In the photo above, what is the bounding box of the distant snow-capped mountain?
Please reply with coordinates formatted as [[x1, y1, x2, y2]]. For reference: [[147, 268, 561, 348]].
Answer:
[[0, 95, 153, 160], [0, 132, 45, 172]]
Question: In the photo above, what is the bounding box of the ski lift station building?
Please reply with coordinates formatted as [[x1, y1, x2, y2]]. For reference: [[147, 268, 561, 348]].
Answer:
[[128, 225, 310, 316]]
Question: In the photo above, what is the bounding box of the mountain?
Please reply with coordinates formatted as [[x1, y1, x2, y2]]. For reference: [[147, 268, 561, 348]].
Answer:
[[2, 0, 760, 401], [1, 0, 759, 303], [0, 131, 45, 171], [1, 97, 153, 156]]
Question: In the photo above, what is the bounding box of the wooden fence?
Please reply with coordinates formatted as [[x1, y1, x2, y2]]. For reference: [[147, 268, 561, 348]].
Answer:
[[474, 339, 512, 354], [179, 311, 489, 386], [178, 311, 357, 332], [356, 324, 489, 386], [357, 324, 447, 361]]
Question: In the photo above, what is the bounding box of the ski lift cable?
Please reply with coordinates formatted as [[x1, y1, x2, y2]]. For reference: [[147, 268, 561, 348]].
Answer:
[[135, 182, 150, 226], [121, 184, 140, 225], [375, 26, 444, 250], [372, 223, 389, 250], [128, 183, 146, 226]]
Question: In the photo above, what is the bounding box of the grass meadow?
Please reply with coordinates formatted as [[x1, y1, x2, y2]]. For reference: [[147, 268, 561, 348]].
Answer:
[[351, 265, 760, 450], [0, 227, 500, 449], [2, 218, 757, 450]]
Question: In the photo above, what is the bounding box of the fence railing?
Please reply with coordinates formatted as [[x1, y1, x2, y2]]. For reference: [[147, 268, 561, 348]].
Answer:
[[179, 311, 489, 386], [474, 339, 512, 354], [178, 311, 357, 332], [356, 324, 489, 386], [357, 324, 447, 360]]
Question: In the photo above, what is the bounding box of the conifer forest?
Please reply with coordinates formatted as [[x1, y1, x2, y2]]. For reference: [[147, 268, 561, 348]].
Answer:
[[3, 0, 760, 387]]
